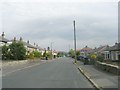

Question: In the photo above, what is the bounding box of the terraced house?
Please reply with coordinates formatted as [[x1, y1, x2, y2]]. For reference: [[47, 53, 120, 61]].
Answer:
[[0, 32, 11, 46]]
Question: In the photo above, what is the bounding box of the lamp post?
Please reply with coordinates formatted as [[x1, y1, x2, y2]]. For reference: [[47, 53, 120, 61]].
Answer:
[[73, 20, 77, 63], [51, 42, 53, 60]]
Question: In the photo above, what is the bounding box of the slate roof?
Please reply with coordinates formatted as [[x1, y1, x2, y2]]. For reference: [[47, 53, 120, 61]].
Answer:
[[90, 45, 109, 54], [109, 43, 120, 51], [10, 39, 36, 49], [80, 46, 92, 53], [22, 41, 37, 49]]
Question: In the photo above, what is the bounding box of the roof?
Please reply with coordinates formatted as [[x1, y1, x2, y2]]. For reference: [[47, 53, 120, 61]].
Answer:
[[10, 39, 36, 49], [0, 36, 10, 43], [22, 41, 36, 49], [109, 43, 120, 51], [80, 46, 92, 52], [90, 45, 109, 54], [76, 48, 81, 51]]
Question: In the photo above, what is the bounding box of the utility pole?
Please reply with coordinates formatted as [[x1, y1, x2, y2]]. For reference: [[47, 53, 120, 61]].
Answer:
[[73, 20, 77, 63]]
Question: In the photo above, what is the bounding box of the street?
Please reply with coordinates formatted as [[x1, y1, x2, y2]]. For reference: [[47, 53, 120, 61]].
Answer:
[[2, 57, 94, 88]]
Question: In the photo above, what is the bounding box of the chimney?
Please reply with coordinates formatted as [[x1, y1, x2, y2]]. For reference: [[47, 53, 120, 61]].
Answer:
[[115, 42, 118, 45], [2, 32, 5, 38], [94, 47, 97, 49], [14, 37, 16, 41], [20, 37, 22, 41], [27, 40, 29, 44], [34, 43, 35, 46]]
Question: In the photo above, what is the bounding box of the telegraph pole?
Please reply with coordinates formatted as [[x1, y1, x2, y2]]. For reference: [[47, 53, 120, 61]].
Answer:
[[73, 20, 77, 63]]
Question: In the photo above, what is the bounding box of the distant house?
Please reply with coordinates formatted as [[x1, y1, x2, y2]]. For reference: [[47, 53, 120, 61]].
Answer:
[[39, 48, 46, 56], [80, 46, 92, 56], [53, 50, 58, 58]]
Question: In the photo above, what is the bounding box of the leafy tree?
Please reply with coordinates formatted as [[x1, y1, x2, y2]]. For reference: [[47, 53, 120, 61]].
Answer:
[[43, 50, 47, 57], [9, 41, 26, 60], [68, 49, 75, 58], [2, 45, 9, 60], [76, 51, 80, 57], [46, 52, 52, 59], [57, 52, 64, 57], [32, 51, 42, 58]]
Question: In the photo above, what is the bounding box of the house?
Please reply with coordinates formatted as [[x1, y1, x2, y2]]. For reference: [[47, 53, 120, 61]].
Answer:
[[104, 45, 111, 60], [90, 45, 110, 57], [108, 43, 120, 61], [0, 32, 10, 46], [21, 40, 38, 55], [80, 46, 92, 57], [35, 44, 45, 55], [52, 50, 58, 58], [11, 37, 37, 55]]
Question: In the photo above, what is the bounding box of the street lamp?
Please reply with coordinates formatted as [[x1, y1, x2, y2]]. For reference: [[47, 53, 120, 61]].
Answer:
[[73, 20, 77, 63], [51, 42, 53, 60]]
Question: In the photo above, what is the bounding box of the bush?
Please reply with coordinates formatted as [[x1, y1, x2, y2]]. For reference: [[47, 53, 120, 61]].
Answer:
[[96, 54, 104, 62], [9, 41, 26, 60], [27, 53, 34, 59], [68, 49, 75, 58], [2, 45, 9, 60], [32, 51, 42, 58]]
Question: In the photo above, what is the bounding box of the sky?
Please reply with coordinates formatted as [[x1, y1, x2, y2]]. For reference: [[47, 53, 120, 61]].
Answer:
[[0, 0, 119, 52]]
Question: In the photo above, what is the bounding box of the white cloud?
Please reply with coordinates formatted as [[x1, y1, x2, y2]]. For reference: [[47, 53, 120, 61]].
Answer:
[[1, 1, 118, 51]]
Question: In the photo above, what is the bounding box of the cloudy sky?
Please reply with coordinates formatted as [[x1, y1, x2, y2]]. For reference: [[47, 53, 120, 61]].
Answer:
[[0, 0, 119, 51]]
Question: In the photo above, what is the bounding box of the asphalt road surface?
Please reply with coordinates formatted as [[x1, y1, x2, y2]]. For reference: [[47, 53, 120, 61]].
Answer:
[[2, 57, 94, 88]]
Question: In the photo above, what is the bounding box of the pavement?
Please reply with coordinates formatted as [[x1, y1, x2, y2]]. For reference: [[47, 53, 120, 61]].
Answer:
[[75, 61, 119, 89], [2, 57, 94, 88]]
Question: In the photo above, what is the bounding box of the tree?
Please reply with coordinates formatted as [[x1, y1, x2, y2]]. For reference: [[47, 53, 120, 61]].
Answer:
[[32, 51, 42, 58], [76, 51, 80, 57], [43, 50, 47, 57], [68, 49, 75, 58], [2, 45, 9, 60], [9, 41, 26, 60], [57, 52, 64, 57]]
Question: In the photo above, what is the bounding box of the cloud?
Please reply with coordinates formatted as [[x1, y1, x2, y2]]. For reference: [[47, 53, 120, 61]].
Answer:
[[1, 1, 118, 51]]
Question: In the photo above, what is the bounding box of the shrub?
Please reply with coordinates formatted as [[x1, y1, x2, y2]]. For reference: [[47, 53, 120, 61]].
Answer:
[[32, 51, 42, 58], [9, 41, 26, 60]]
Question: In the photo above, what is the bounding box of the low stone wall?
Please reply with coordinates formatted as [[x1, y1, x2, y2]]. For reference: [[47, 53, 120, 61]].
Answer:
[[95, 61, 120, 75]]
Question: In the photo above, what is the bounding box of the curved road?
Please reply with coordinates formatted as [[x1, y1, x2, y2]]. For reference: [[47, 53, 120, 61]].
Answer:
[[2, 57, 94, 88]]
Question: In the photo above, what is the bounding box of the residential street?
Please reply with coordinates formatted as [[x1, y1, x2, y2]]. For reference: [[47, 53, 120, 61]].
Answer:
[[2, 57, 94, 88]]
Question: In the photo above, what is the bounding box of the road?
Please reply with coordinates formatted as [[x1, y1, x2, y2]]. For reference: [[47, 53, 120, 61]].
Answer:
[[2, 57, 94, 88]]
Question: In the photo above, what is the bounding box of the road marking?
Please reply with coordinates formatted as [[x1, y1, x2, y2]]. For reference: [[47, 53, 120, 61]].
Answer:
[[2, 61, 46, 77]]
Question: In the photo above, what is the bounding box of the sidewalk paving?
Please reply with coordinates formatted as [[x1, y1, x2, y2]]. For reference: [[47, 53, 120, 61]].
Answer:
[[76, 61, 118, 89]]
